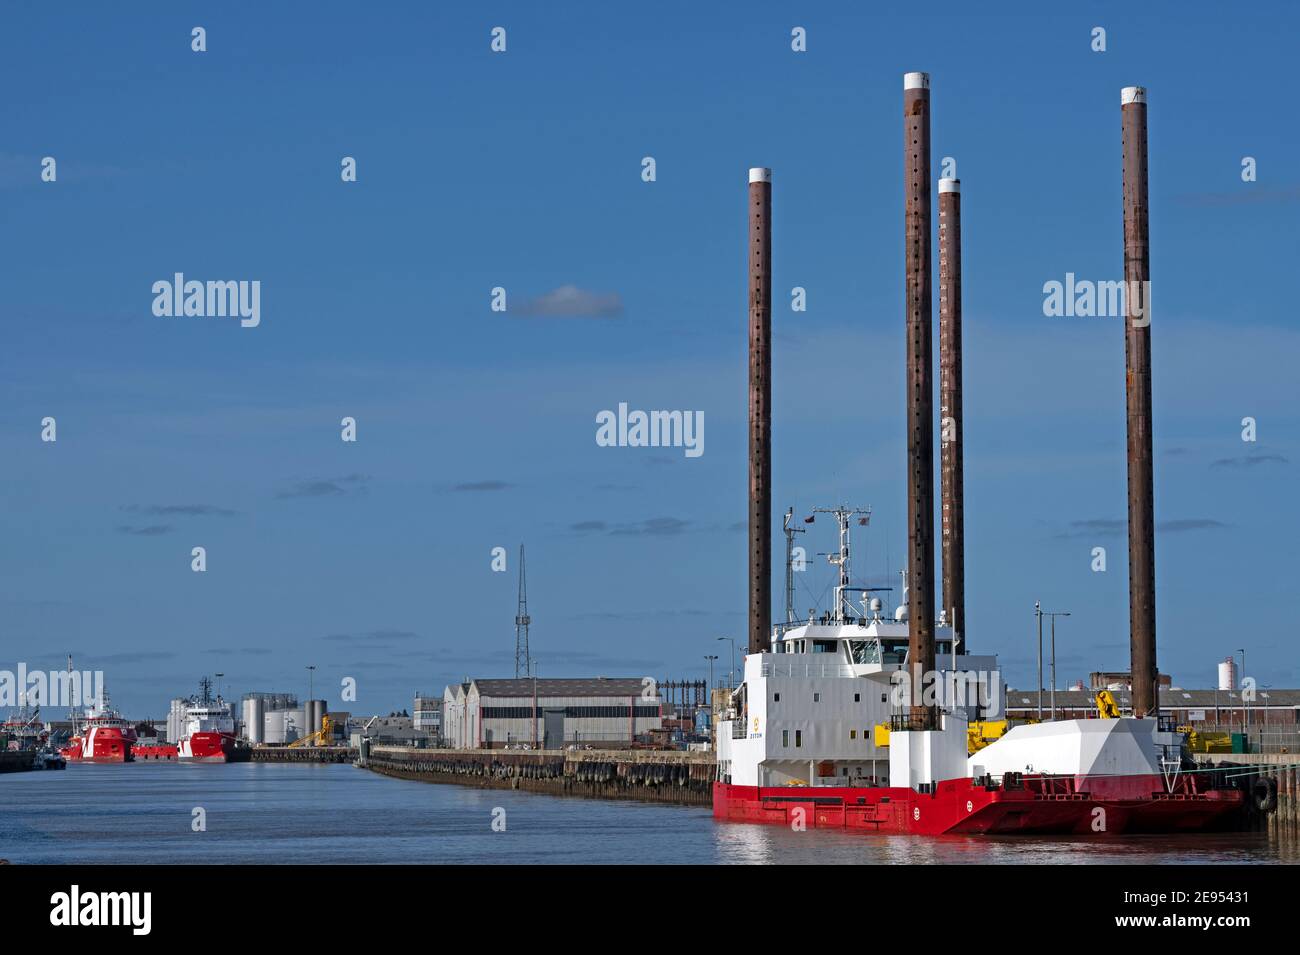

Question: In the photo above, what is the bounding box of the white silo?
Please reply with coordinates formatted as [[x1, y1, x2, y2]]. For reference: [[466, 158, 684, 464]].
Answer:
[[305, 700, 325, 740], [263, 709, 287, 745], [284, 708, 305, 744], [166, 698, 188, 743], [1218, 657, 1238, 692], [242, 697, 265, 744]]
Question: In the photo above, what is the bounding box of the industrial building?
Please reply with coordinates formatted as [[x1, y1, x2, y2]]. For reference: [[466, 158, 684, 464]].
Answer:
[[348, 715, 428, 749], [413, 695, 443, 743], [443, 678, 662, 749], [1088, 671, 1172, 691]]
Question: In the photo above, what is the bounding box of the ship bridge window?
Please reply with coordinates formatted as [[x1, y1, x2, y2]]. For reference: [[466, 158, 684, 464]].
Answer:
[[812, 640, 838, 654], [848, 640, 879, 665]]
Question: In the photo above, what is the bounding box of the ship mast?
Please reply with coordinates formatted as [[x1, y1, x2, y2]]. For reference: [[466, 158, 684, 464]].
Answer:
[[782, 508, 806, 625], [68, 654, 79, 736], [812, 505, 871, 622]]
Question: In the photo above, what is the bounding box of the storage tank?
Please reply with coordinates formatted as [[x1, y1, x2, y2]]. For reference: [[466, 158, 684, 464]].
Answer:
[[262, 710, 286, 745], [242, 697, 265, 744], [263, 708, 303, 745], [285, 708, 305, 743], [1218, 657, 1238, 692], [167, 698, 188, 744]]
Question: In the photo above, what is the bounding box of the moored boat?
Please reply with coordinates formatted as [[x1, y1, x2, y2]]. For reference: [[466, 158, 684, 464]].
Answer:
[[60, 694, 136, 763], [176, 678, 249, 763]]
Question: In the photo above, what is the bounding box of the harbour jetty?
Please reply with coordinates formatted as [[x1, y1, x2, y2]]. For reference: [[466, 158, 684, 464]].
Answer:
[[362, 746, 713, 806], [1195, 755, 1300, 835], [0, 750, 36, 773], [253, 745, 355, 764]]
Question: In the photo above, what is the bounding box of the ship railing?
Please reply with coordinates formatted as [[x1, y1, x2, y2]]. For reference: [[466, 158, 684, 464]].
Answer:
[[759, 661, 856, 679]]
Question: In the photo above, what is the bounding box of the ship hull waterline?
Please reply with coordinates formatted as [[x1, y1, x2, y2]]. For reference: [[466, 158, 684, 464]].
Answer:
[[713, 779, 1244, 836]]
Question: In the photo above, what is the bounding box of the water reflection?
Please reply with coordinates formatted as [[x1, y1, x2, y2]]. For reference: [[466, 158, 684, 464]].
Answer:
[[710, 819, 1290, 865]]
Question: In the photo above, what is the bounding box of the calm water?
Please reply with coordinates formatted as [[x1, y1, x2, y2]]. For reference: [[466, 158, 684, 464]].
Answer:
[[2, 762, 1295, 864]]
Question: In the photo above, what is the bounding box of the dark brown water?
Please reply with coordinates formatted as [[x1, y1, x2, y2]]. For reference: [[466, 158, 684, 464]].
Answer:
[[2, 761, 1295, 864]]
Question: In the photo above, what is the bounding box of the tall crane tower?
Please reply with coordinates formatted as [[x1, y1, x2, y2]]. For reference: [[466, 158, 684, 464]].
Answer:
[[514, 544, 532, 678]]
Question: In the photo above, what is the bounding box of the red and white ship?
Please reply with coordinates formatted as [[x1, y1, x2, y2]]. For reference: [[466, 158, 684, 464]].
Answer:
[[711, 522, 1245, 837], [61, 693, 136, 763], [176, 678, 248, 763], [715, 77, 1244, 835], [713, 507, 1244, 835]]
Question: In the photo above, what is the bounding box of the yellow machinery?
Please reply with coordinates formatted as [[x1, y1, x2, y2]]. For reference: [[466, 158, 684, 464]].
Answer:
[[287, 714, 335, 748], [967, 720, 1008, 753], [874, 720, 1008, 755], [1184, 729, 1232, 754], [1095, 689, 1120, 719]]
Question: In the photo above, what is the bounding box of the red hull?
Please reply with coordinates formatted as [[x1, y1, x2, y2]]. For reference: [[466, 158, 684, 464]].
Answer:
[[714, 776, 1244, 836], [179, 731, 248, 763], [133, 744, 179, 760], [60, 727, 134, 763]]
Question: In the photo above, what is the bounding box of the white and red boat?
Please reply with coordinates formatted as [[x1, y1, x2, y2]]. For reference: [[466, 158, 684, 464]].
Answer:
[[176, 678, 248, 763], [713, 510, 1244, 836], [61, 694, 136, 763]]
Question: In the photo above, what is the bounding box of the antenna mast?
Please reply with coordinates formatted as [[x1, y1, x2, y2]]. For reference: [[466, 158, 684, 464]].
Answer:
[[813, 505, 871, 622], [67, 654, 74, 724], [514, 544, 532, 678], [782, 508, 806, 625]]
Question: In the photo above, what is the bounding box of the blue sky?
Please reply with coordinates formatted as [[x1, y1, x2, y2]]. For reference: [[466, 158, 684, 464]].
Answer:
[[2, 1, 1296, 716]]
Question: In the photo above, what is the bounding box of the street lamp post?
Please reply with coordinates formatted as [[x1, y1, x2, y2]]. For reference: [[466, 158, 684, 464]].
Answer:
[[1043, 611, 1071, 720], [1237, 648, 1247, 732], [1034, 602, 1043, 720], [704, 655, 718, 694], [717, 637, 737, 688]]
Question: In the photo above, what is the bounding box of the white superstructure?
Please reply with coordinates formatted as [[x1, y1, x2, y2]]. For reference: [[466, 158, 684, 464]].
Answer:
[[716, 506, 1003, 789]]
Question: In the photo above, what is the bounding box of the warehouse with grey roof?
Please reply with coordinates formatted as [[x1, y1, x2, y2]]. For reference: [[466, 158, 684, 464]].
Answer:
[[442, 677, 662, 749]]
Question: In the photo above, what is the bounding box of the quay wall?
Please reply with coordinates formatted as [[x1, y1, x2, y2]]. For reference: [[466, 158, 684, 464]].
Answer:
[[252, 745, 355, 764], [363, 746, 714, 807], [1194, 755, 1300, 834]]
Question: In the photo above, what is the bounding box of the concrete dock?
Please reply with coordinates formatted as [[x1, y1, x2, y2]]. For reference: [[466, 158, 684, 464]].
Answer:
[[362, 746, 714, 806], [1195, 754, 1300, 835], [253, 746, 356, 764]]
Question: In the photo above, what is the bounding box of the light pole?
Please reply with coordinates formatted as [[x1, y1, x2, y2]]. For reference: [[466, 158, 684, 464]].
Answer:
[[1043, 611, 1071, 720], [704, 655, 718, 694], [306, 665, 316, 706], [1237, 648, 1247, 732], [717, 637, 736, 687], [1034, 602, 1043, 720]]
